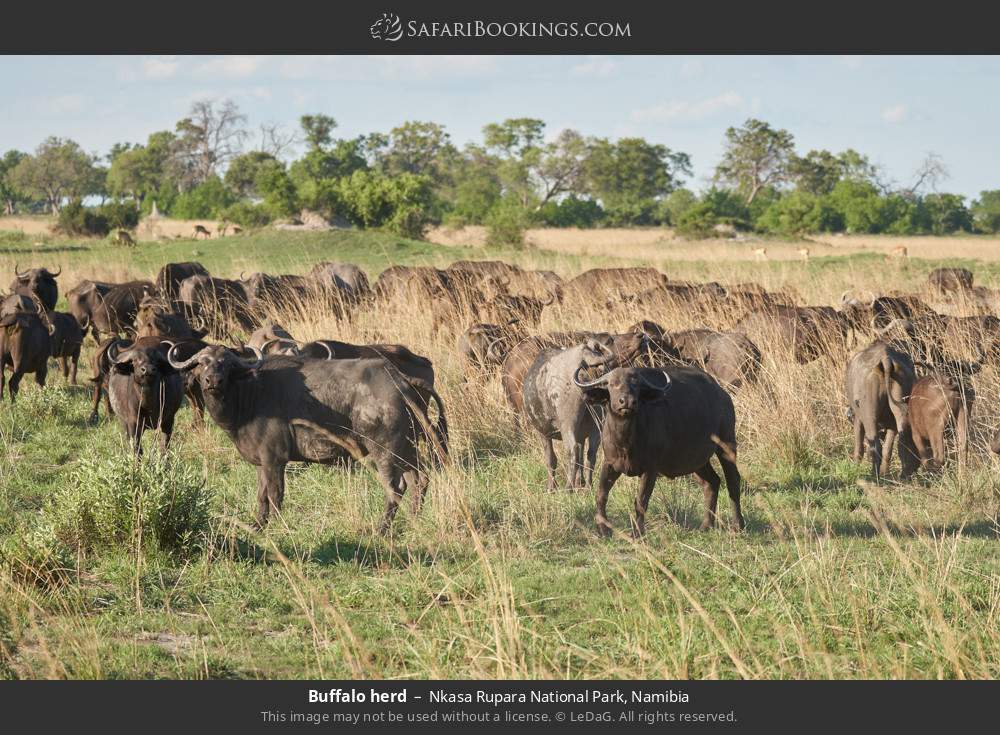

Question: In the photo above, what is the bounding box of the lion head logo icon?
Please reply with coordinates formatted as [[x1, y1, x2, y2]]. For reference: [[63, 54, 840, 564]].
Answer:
[[370, 13, 404, 41]]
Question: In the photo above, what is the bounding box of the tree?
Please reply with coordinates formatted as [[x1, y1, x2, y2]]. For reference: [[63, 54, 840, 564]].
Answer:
[[585, 137, 691, 224], [757, 191, 841, 234], [172, 99, 247, 190], [923, 193, 972, 234], [534, 129, 590, 208], [902, 152, 949, 197], [300, 114, 337, 151], [482, 118, 546, 207], [441, 145, 502, 225], [971, 190, 1000, 234], [10, 137, 98, 213], [0, 150, 28, 215], [714, 118, 795, 205], [377, 121, 457, 186], [224, 151, 283, 198], [790, 150, 844, 195], [106, 131, 178, 208], [255, 123, 298, 159]]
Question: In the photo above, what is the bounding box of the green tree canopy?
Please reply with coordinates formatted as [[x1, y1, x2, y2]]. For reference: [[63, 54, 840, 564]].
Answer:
[[714, 118, 795, 205], [10, 137, 99, 213]]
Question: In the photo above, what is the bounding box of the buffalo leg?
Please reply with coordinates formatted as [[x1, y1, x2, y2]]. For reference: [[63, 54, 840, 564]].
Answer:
[[911, 431, 930, 469], [929, 429, 946, 468], [255, 463, 286, 529], [595, 463, 622, 538], [70, 350, 79, 385], [8, 371, 24, 402], [0, 365, 5, 400], [59, 356, 68, 380], [585, 427, 600, 489], [406, 469, 429, 514], [880, 429, 897, 476], [717, 452, 745, 531], [694, 463, 722, 530], [851, 416, 864, 462], [34, 364, 47, 390], [542, 437, 558, 492], [376, 462, 404, 535], [631, 471, 658, 538], [562, 431, 579, 491]]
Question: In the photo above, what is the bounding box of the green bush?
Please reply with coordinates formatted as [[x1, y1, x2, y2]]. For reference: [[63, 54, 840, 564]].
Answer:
[[170, 177, 236, 220], [757, 191, 842, 235], [337, 170, 435, 239], [98, 201, 140, 231], [220, 202, 272, 229], [55, 199, 109, 236], [536, 196, 604, 228], [14, 451, 212, 562], [485, 198, 533, 247]]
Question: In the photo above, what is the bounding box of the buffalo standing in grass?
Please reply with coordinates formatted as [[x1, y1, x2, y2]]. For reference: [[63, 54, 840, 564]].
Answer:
[[844, 341, 919, 481], [168, 345, 446, 531], [908, 373, 974, 470], [671, 329, 762, 390], [0, 311, 51, 401], [574, 365, 744, 537], [10, 265, 60, 311], [106, 339, 184, 455]]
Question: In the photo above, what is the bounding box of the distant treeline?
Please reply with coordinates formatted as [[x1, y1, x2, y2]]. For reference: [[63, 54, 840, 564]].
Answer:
[[2, 99, 998, 243]]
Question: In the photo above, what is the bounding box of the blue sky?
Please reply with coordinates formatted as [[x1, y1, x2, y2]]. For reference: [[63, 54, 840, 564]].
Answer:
[[3, 55, 998, 199]]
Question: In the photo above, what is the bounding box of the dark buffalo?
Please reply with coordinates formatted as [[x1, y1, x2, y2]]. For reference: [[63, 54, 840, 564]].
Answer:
[[671, 329, 762, 390], [844, 341, 919, 480], [65, 279, 116, 339], [908, 373, 973, 470], [106, 339, 184, 455], [37, 307, 84, 384], [563, 267, 669, 306], [167, 345, 446, 531], [87, 280, 156, 338], [177, 275, 256, 334], [1, 293, 35, 318], [156, 262, 210, 303], [927, 267, 973, 294], [735, 305, 830, 364], [458, 322, 523, 373], [574, 365, 744, 537], [10, 265, 60, 311], [135, 295, 207, 340], [308, 261, 372, 309], [0, 311, 50, 401]]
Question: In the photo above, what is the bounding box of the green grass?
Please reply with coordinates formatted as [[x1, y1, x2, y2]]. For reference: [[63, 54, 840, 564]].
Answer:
[[0, 227, 998, 680]]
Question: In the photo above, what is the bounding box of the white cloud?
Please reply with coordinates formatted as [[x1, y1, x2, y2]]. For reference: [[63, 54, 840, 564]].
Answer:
[[631, 91, 744, 123], [142, 56, 180, 80], [195, 55, 266, 79], [882, 104, 908, 124], [570, 55, 617, 79]]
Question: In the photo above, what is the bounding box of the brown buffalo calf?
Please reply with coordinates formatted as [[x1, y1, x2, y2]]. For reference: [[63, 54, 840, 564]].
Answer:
[[908, 374, 973, 469]]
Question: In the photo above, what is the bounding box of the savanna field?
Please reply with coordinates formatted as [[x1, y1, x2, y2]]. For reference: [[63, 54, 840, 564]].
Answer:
[[0, 222, 998, 680]]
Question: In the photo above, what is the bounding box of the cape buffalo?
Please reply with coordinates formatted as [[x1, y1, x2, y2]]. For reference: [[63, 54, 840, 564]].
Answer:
[[927, 267, 973, 295], [37, 306, 83, 384], [908, 373, 974, 469], [671, 329, 762, 390], [0, 311, 51, 401], [157, 262, 209, 303], [106, 339, 184, 455], [10, 265, 60, 311], [168, 345, 446, 531], [844, 341, 919, 480], [574, 365, 744, 537]]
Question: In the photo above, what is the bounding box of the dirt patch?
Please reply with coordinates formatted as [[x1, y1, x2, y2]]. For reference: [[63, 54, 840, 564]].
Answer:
[[139, 632, 198, 656]]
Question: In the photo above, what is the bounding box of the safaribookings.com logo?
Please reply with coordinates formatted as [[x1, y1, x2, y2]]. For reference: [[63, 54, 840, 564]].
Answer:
[[370, 13, 631, 42]]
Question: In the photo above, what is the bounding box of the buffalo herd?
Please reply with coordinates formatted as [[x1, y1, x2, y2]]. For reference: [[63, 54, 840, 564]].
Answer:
[[0, 258, 996, 536]]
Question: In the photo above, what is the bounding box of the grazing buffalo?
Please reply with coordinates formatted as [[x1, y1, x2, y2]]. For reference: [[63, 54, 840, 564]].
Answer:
[[65, 279, 116, 337], [458, 322, 523, 373], [10, 265, 60, 311], [574, 365, 744, 537], [736, 305, 830, 364], [844, 341, 919, 481], [908, 373, 974, 469], [156, 262, 209, 304], [308, 261, 372, 314], [135, 295, 207, 341], [671, 329, 762, 390], [168, 345, 446, 531], [240, 272, 313, 312], [86, 280, 156, 338], [0, 311, 51, 401], [177, 275, 256, 334], [563, 267, 669, 306], [106, 339, 184, 455], [927, 267, 973, 295], [38, 307, 84, 384]]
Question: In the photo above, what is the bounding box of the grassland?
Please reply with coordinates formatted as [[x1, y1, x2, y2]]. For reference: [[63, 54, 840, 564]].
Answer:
[[0, 223, 998, 680]]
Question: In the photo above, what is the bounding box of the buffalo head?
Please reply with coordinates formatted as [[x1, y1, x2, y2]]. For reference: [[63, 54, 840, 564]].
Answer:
[[168, 343, 264, 396], [574, 366, 673, 417]]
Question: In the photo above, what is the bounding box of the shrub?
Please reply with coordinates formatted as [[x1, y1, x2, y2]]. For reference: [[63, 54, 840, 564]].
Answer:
[[98, 201, 140, 231], [536, 196, 605, 228], [55, 199, 109, 236], [220, 202, 272, 229], [337, 170, 436, 239], [170, 177, 236, 220], [485, 198, 533, 247], [16, 451, 212, 562], [757, 191, 842, 235]]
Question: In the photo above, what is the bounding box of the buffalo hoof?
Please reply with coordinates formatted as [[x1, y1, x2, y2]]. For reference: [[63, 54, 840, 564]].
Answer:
[[87, 412, 99, 426], [595, 518, 613, 539]]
